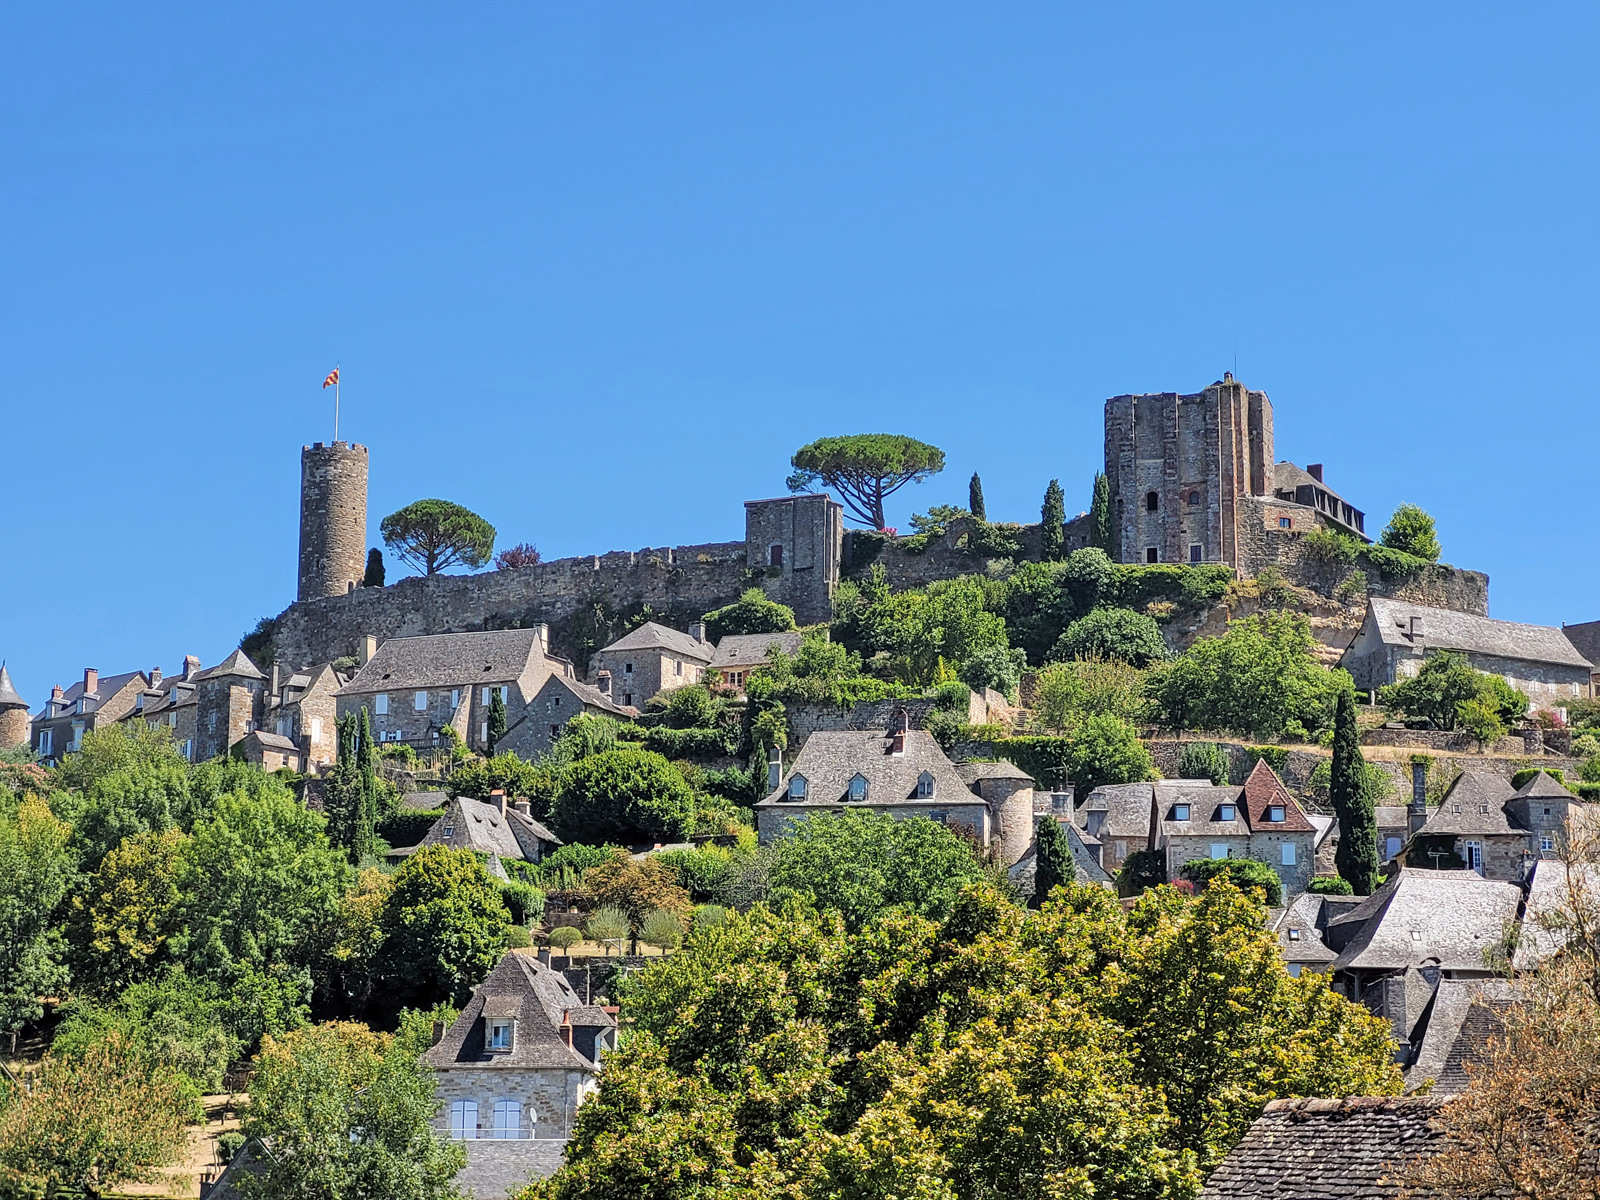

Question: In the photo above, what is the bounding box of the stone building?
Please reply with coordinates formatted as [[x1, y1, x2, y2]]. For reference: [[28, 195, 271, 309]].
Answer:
[[194, 650, 269, 762], [708, 630, 805, 695], [297, 440, 369, 603], [421, 951, 615, 1196], [1562, 618, 1600, 694], [1103, 374, 1364, 573], [1341, 597, 1595, 706], [755, 713, 1034, 866], [403, 793, 563, 875], [0, 665, 31, 752], [744, 493, 844, 626], [587, 621, 713, 709], [235, 730, 302, 772], [498, 673, 636, 761], [259, 662, 344, 771], [1411, 769, 1580, 879], [31, 668, 150, 765], [122, 655, 203, 760]]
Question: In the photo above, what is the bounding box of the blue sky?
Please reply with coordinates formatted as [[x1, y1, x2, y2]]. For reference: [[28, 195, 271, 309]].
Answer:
[[3, 4, 1597, 702]]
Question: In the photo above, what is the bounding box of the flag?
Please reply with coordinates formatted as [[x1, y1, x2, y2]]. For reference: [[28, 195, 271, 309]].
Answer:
[[322, 367, 340, 389]]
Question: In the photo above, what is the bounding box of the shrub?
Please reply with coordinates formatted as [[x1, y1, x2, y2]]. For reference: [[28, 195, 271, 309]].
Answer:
[[505, 925, 532, 949], [584, 906, 630, 952], [1177, 741, 1229, 786], [958, 644, 1028, 701], [925, 708, 966, 752], [1030, 657, 1148, 733], [376, 807, 444, 848], [1379, 503, 1441, 562], [1299, 526, 1361, 570], [495, 542, 542, 570], [1248, 746, 1291, 773], [653, 846, 731, 902], [1379, 651, 1527, 733], [1582, 757, 1600, 785], [1052, 607, 1169, 668], [550, 748, 697, 845], [639, 908, 685, 952], [932, 680, 972, 713], [1306, 876, 1354, 895], [994, 714, 1151, 793], [691, 904, 728, 930], [1180, 858, 1284, 906], [548, 926, 582, 951], [497, 879, 547, 925], [702, 588, 798, 640], [1115, 848, 1166, 896]]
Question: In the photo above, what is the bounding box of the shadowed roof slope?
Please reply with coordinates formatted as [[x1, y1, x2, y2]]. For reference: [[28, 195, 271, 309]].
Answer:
[[1329, 869, 1522, 973], [0, 665, 26, 709], [710, 631, 806, 670], [598, 621, 714, 661], [1366, 597, 1593, 668], [1416, 772, 1518, 837], [421, 953, 613, 1072]]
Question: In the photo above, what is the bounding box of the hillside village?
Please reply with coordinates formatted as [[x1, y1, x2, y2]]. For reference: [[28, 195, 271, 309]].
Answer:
[[4, 376, 1600, 1198]]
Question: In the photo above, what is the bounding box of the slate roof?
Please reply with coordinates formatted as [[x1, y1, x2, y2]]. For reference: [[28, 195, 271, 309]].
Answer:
[[1366, 597, 1594, 669], [1416, 772, 1519, 837], [540, 673, 633, 717], [1273, 460, 1358, 508], [1373, 806, 1410, 831], [1563, 620, 1600, 671], [1076, 783, 1158, 842], [1515, 857, 1600, 970], [1199, 1096, 1450, 1200], [197, 648, 266, 681], [1328, 869, 1522, 973], [33, 670, 146, 719], [710, 631, 806, 671], [401, 790, 450, 811], [1405, 977, 1516, 1090], [421, 953, 613, 1072], [758, 728, 974, 809], [339, 629, 545, 694], [956, 760, 1035, 786], [244, 731, 298, 751], [418, 796, 562, 860], [1514, 769, 1578, 801], [1008, 819, 1116, 893], [1159, 780, 1252, 838], [1274, 891, 1337, 965], [0, 665, 27, 709], [598, 621, 714, 662]]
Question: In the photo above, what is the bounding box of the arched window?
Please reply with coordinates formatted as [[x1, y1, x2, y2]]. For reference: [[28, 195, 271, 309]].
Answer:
[[848, 774, 869, 802], [1187, 490, 1200, 506], [1145, 491, 1159, 512], [788, 775, 808, 801], [916, 771, 936, 799]]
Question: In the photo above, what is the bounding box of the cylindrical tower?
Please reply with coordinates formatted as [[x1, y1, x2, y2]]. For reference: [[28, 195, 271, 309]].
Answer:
[[298, 441, 369, 602], [0, 664, 31, 752]]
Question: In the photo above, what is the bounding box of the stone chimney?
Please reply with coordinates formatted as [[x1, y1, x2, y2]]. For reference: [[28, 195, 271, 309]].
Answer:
[[767, 746, 783, 792], [269, 663, 281, 703], [889, 708, 909, 755], [183, 655, 201, 681], [50, 684, 64, 715], [1408, 614, 1424, 646], [689, 621, 708, 644], [82, 668, 98, 698], [150, 667, 163, 687], [358, 635, 378, 667], [538, 946, 551, 966], [1307, 463, 1324, 483], [533, 623, 550, 653], [491, 788, 507, 817], [560, 1011, 573, 1047], [1409, 759, 1429, 836], [430, 1020, 445, 1047], [513, 798, 532, 819], [596, 670, 611, 696]]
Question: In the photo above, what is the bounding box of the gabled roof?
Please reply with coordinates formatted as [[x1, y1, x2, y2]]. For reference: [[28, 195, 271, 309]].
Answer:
[[1328, 868, 1522, 973], [1416, 772, 1519, 837], [533, 671, 634, 718], [1200, 1096, 1450, 1200], [1405, 977, 1516, 1089], [33, 670, 147, 719], [418, 796, 562, 860], [421, 953, 612, 1072], [709, 631, 806, 671], [1563, 619, 1600, 670], [1241, 759, 1317, 832], [400, 790, 450, 811], [1273, 461, 1357, 509], [338, 629, 546, 694], [0, 665, 27, 709], [1159, 780, 1250, 837], [1274, 891, 1337, 965], [198, 648, 267, 681], [757, 728, 972, 810], [1076, 783, 1158, 840], [243, 730, 298, 751], [1364, 597, 1594, 669], [598, 621, 714, 662]]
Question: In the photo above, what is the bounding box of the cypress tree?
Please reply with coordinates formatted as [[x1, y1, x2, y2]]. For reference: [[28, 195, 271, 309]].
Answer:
[[968, 473, 986, 521], [1032, 816, 1076, 907], [488, 688, 508, 754], [1040, 479, 1066, 562], [355, 706, 379, 863], [1331, 688, 1380, 894], [325, 713, 362, 861], [362, 547, 386, 588], [1089, 471, 1114, 556]]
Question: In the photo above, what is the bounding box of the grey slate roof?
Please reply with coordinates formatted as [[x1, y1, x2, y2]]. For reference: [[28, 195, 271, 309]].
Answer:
[[33, 670, 146, 719], [1416, 772, 1519, 837], [1366, 597, 1594, 669], [1076, 782, 1159, 842], [1198, 1096, 1450, 1200], [1328, 868, 1522, 973], [758, 728, 974, 810], [418, 796, 562, 860], [1008, 819, 1115, 894], [1563, 619, 1600, 671], [1513, 769, 1578, 801], [1274, 460, 1357, 507], [598, 621, 714, 662], [246, 731, 298, 751], [1373, 806, 1410, 831], [421, 952, 613, 1072], [339, 629, 545, 694], [198, 648, 266, 681], [401, 790, 450, 811], [1405, 977, 1516, 1090], [1274, 892, 1337, 966], [709, 631, 806, 671], [0, 665, 27, 709], [1515, 857, 1600, 970]]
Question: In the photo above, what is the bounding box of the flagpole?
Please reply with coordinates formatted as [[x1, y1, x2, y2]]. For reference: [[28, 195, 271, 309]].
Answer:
[[334, 362, 341, 442]]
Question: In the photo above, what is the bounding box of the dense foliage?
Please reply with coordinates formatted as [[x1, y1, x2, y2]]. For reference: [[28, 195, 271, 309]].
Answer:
[[787, 434, 946, 529], [1379, 503, 1441, 562], [376, 845, 510, 1010], [551, 748, 698, 844], [702, 587, 798, 639], [380, 498, 497, 576], [1052, 606, 1168, 668], [1178, 858, 1285, 907], [1379, 650, 1528, 732], [1329, 689, 1380, 895]]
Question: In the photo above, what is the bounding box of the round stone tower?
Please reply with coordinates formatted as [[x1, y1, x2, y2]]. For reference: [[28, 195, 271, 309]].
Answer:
[[0, 664, 31, 752], [298, 441, 369, 602]]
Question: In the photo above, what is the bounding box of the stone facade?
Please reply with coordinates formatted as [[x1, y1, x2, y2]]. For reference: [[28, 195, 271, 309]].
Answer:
[[744, 494, 844, 625], [297, 441, 369, 603], [0, 666, 31, 751], [32, 669, 149, 765], [194, 655, 267, 762]]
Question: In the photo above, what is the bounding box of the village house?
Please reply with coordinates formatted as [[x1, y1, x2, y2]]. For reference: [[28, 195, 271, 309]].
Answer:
[[587, 621, 713, 709], [400, 792, 563, 877], [708, 630, 805, 695], [1341, 597, 1595, 706], [421, 951, 615, 1197], [258, 662, 344, 771], [233, 730, 303, 772], [336, 627, 567, 753], [1007, 816, 1115, 893], [497, 673, 636, 760], [123, 656, 203, 760], [193, 649, 269, 761], [31, 667, 151, 765], [1410, 769, 1579, 879]]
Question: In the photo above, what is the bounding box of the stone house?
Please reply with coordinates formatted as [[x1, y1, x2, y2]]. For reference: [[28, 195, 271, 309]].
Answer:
[[708, 630, 805, 695], [194, 650, 269, 762], [336, 627, 564, 753], [1562, 618, 1600, 694], [1072, 783, 1159, 874], [588, 621, 713, 709], [31, 667, 150, 765], [1007, 816, 1116, 894], [755, 714, 1034, 866], [421, 951, 616, 1197], [1412, 769, 1580, 879], [401, 793, 563, 876], [258, 662, 344, 772], [0, 665, 30, 752], [1341, 597, 1594, 707], [498, 673, 635, 761], [123, 656, 203, 760], [235, 730, 302, 772]]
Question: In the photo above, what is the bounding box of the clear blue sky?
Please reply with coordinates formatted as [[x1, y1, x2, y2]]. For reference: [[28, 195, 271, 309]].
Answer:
[[4, 4, 1597, 703]]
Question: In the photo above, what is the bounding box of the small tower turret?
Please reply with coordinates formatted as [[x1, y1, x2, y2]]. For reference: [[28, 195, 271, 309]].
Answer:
[[0, 664, 31, 752]]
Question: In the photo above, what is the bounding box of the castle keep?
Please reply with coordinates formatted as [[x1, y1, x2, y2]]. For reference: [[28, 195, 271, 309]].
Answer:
[[298, 441, 369, 602]]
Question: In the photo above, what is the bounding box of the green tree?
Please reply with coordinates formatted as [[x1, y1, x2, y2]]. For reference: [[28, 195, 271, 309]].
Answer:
[[376, 845, 510, 1009], [1052, 606, 1168, 668], [1063, 712, 1153, 793], [766, 809, 987, 932], [1177, 741, 1229, 786], [968, 472, 986, 521], [1089, 471, 1115, 556], [1330, 689, 1380, 895], [957, 643, 1027, 702], [851, 576, 1010, 687], [487, 687, 508, 754], [1458, 695, 1509, 750], [243, 1019, 465, 1200], [640, 908, 685, 952], [1178, 857, 1284, 906], [362, 547, 386, 587], [0, 1032, 191, 1199], [584, 906, 630, 953], [1030, 657, 1148, 733], [786, 434, 946, 529], [323, 711, 380, 864], [550, 748, 698, 845], [0, 796, 72, 1036], [1379, 503, 1441, 562], [64, 828, 188, 997], [701, 588, 798, 640], [1040, 478, 1066, 561], [1380, 650, 1527, 732], [1031, 817, 1075, 907], [380, 498, 497, 576]]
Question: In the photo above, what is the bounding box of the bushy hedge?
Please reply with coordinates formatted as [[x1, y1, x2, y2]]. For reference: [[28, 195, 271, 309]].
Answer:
[[643, 726, 741, 759], [377, 807, 444, 848], [1180, 858, 1284, 907], [1306, 875, 1354, 895]]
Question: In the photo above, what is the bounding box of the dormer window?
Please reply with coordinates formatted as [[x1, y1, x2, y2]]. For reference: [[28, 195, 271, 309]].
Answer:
[[1479, 804, 1490, 814], [1218, 804, 1236, 822], [1173, 804, 1191, 821], [916, 772, 936, 800], [848, 774, 868, 802], [1268, 806, 1285, 823], [488, 1018, 514, 1051], [788, 775, 807, 801], [1288, 928, 1301, 941], [1452, 804, 1461, 814]]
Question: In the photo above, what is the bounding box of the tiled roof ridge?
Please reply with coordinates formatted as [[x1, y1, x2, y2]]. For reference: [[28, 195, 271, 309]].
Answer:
[[1264, 1094, 1453, 1114]]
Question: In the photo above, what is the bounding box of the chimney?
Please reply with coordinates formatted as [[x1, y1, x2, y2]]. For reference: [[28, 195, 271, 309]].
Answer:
[[491, 788, 507, 816], [533, 623, 550, 653], [183, 655, 201, 680], [689, 621, 708, 644], [358, 635, 378, 667], [50, 684, 64, 714], [1307, 463, 1324, 483], [537, 946, 551, 966], [150, 667, 163, 687], [889, 708, 909, 755], [430, 1020, 445, 1047], [767, 746, 782, 792], [1408, 614, 1424, 645], [83, 668, 98, 698], [596, 670, 611, 696], [560, 1011, 573, 1047], [1409, 759, 1428, 836], [270, 663, 281, 702]]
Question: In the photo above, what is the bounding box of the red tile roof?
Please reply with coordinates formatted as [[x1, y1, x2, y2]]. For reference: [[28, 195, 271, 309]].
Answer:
[[1242, 759, 1316, 833]]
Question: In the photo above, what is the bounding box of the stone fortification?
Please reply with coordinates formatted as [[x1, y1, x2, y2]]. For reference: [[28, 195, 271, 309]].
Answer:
[[298, 442, 368, 602]]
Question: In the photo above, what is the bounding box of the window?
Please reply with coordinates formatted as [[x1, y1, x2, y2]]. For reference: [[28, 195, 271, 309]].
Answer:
[[1287, 963, 1303, 977], [675, 659, 683, 677], [1541, 836, 1555, 852], [551, 725, 562, 740], [769, 543, 784, 568], [916, 772, 936, 799], [1464, 841, 1484, 874], [1268, 806, 1285, 822], [488, 1019, 514, 1051], [450, 1100, 478, 1140], [491, 1100, 522, 1140], [1218, 804, 1236, 822], [1145, 491, 1159, 512], [451, 689, 461, 709], [624, 662, 633, 675], [441, 823, 455, 839], [1189, 544, 1203, 564], [1115, 839, 1128, 857], [1281, 842, 1297, 866], [623, 693, 633, 706], [480, 722, 488, 743], [1210, 844, 1228, 860], [276, 717, 290, 737], [375, 693, 389, 715], [311, 717, 323, 740], [1452, 804, 1461, 814], [37, 730, 51, 755], [1278, 517, 1292, 529], [1288, 927, 1302, 941], [1410, 929, 1423, 943], [1187, 490, 1200, 506], [481, 685, 507, 705], [182, 739, 193, 760], [1145, 547, 1159, 563], [848, 774, 868, 802], [1173, 804, 1191, 821], [789, 775, 808, 800], [415, 691, 428, 712], [169, 712, 177, 727], [1385, 836, 1402, 858], [1479, 804, 1490, 814]]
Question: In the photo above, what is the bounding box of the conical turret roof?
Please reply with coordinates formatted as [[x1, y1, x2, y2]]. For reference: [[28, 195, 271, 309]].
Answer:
[[0, 664, 27, 709]]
